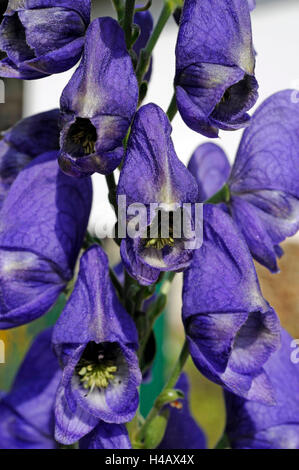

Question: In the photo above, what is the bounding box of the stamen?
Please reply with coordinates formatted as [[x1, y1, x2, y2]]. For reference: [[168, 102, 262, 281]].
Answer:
[[220, 88, 231, 104], [144, 237, 175, 250], [67, 118, 97, 156], [76, 343, 119, 393], [144, 210, 176, 250], [77, 358, 117, 391]]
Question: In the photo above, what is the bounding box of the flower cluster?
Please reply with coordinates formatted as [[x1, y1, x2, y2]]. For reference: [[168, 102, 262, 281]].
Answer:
[[0, 0, 299, 450]]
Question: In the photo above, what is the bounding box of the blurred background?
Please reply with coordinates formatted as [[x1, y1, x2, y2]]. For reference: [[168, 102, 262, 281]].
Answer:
[[1, 0, 299, 448]]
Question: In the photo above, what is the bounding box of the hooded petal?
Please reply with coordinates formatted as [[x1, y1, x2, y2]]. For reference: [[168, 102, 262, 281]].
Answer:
[[228, 90, 299, 271], [0, 109, 60, 209], [79, 422, 131, 449], [183, 204, 280, 404], [159, 373, 206, 449], [0, 1, 90, 79], [117, 103, 199, 283], [225, 328, 299, 449], [120, 237, 161, 286], [175, 0, 257, 136], [247, 0, 256, 11], [187, 143, 231, 201], [53, 245, 141, 444], [53, 245, 138, 347], [118, 103, 198, 206], [0, 328, 60, 449], [59, 17, 138, 177], [173, 0, 255, 23], [18, 1, 91, 26], [0, 151, 92, 329]]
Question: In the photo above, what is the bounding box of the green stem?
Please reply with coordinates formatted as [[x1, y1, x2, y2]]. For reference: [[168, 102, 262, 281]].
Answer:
[[136, 338, 189, 445], [135, 0, 152, 12], [136, 1, 174, 84], [112, 0, 124, 21], [215, 433, 231, 449], [163, 338, 189, 390], [205, 183, 230, 204], [105, 173, 118, 216], [138, 272, 175, 361], [166, 92, 178, 122], [123, 0, 136, 48]]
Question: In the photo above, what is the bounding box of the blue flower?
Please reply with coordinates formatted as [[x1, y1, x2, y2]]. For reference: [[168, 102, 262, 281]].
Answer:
[[117, 103, 199, 285], [183, 204, 280, 404], [80, 422, 131, 449], [225, 328, 299, 449], [0, 328, 60, 449], [0, 109, 60, 210], [175, 0, 258, 137], [188, 90, 299, 272], [0, 0, 90, 79], [0, 151, 92, 329], [52, 245, 141, 445], [59, 17, 138, 177]]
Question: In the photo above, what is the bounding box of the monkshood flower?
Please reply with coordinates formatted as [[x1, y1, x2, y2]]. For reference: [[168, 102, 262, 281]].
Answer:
[[183, 204, 280, 404], [59, 17, 138, 177], [52, 245, 142, 445], [0, 151, 92, 329], [0, 328, 60, 449], [159, 373, 206, 449], [174, 0, 256, 26], [175, 0, 258, 137], [225, 328, 299, 449], [117, 103, 199, 286], [80, 422, 131, 449], [188, 90, 299, 272], [133, 8, 153, 83], [0, 0, 90, 79], [0, 109, 60, 209], [248, 0, 256, 11]]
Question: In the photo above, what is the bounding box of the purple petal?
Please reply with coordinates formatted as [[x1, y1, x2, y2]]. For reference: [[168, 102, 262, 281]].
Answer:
[[175, 0, 257, 136], [54, 382, 99, 445], [0, 328, 60, 448], [52, 245, 138, 347], [183, 204, 280, 403], [225, 328, 299, 449], [22, 1, 91, 26], [117, 103, 199, 282], [59, 17, 138, 176], [120, 238, 160, 286], [187, 143, 231, 201], [18, 8, 85, 56], [0, 1, 90, 79], [228, 90, 299, 271], [53, 245, 141, 443], [79, 422, 131, 449], [118, 103, 198, 206], [0, 152, 92, 328], [247, 0, 256, 11], [0, 109, 60, 209], [176, 0, 255, 75]]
